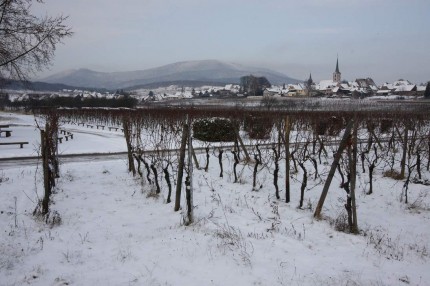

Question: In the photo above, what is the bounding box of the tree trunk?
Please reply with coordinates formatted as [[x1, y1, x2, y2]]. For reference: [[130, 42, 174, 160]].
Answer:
[[403, 166, 413, 204], [234, 136, 241, 160], [360, 152, 366, 173], [123, 119, 136, 176], [205, 146, 210, 172], [310, 157, 319, 180], [314, 120, 354, 218], [150, 162, 160, 194], [290, 150, 298, 173], [298, 162, 307, 208], [164, 164, 172, 203], [232, 151, 239, 183], [272, 147, 280, 199], [416, 151, 421, 179], [317, 135, 328, 164], [218, 149, 224, 178], [368, 164, 375, 195], [41, 129, 50, 215], [134, 154, 143, 177], [252, 144, 262, 191], [141, 156, 152, 185]]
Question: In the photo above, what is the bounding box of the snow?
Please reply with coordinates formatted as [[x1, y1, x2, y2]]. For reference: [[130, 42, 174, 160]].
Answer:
[[1, 111, 430, 285], [0, 112, 126, 158], [317, 80, 338, 91], [395, 85, 416, 93]]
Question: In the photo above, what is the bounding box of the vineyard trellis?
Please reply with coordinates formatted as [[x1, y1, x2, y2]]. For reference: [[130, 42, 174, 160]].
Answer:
[[35, 101, 430, 232]]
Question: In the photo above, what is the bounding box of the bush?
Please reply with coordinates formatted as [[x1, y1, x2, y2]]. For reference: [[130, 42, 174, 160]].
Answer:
[[193, 118, 235, 142], [383, 169, 404, 180], [330, 212, 350, 233]]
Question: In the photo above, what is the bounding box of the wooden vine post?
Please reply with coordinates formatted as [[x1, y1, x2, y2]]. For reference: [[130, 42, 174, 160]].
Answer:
[[400, 123, 409, 179], [284, 116, 291, 203], [314, 120, 354, 218], [350, 118, 358, 233], [174, 117, 189, 212], [185, 116, 193, 224]]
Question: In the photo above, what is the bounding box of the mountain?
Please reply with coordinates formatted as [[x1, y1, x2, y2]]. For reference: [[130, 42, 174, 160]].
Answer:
[[41, 60, 298, 89], [0, 79, 108, 92]]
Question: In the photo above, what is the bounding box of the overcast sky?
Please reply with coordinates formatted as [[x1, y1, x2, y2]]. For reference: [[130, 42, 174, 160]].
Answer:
[[33, 0, 430, 84]]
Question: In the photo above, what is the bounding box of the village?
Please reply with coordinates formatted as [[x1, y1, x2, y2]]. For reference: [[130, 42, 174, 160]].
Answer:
[[2, 58, 429, 105]]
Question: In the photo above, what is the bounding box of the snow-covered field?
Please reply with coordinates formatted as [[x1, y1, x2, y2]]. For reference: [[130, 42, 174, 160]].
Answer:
[[1, 111, 430, 286], [0, 111, 127, 158]]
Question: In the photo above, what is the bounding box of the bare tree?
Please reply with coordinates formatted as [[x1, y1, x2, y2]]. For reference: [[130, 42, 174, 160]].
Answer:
[[0, 0, 73, 80]]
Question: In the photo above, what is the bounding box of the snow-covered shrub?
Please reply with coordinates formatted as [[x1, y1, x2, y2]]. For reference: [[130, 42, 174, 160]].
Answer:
[[192, 118, 235, 142], [330, 212, 349, 233], [0, 171, 9, 184], [383, 169, 403, 180]]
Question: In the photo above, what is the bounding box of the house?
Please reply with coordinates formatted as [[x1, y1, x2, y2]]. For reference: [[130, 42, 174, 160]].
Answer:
[[350, 78, 378, 96], [263, 87, 282, 97], [394, 84, 417, 96], [316, 80, 339, 95], [417, 85, 427, 96], [224, 84, 240, 94], [287, 84, 306, 96]]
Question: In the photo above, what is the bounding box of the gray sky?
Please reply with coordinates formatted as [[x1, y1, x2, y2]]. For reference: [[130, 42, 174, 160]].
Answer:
[[33, 0, 430, 84]]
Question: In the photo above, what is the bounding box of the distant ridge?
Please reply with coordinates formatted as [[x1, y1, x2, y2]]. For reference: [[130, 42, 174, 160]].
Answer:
[[0, 79, 108, 92], [41, 60, 299, 89]]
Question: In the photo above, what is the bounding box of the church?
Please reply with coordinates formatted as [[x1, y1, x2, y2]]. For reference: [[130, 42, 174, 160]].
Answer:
[[313, 57, 378, 96], [314, 57, 344, 95]]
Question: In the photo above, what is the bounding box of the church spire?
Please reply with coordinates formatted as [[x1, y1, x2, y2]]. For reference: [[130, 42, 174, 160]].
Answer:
[[333, 55, 341, 83], [335, 56, 340, 73], [307, 72, 313, 85]]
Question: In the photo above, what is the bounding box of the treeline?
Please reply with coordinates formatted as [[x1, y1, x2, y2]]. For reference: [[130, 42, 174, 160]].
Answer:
[[1, 95, 138, 109]]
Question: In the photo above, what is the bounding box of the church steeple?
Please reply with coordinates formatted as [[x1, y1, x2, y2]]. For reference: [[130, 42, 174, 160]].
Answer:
[[333, 55, 341, 83], [307, 73, 313, 86], [335, 57, 340, 73]]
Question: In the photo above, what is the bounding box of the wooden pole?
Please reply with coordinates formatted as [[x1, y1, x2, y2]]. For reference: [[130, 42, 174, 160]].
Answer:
[[350, 119, 358, 233], [314, 120, 354, 218], [186, 117, 193, 224], [174, 119, 188, 212], [284, 116, 291, 203]]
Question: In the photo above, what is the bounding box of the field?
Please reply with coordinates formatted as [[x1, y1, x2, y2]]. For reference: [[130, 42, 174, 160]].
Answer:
[[1, 107, 430, 286]]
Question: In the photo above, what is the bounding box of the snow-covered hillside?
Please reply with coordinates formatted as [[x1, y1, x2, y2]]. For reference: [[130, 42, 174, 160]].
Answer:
[[40, 60, 297, 89]]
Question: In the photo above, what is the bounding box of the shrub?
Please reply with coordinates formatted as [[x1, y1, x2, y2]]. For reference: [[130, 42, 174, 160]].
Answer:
[[383, 170, 404, 180], [193, 118, 235, 142]]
